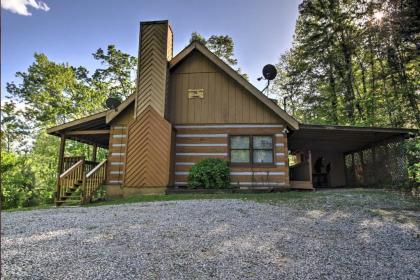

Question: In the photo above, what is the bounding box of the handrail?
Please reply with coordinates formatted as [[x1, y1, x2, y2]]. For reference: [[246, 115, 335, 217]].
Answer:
[[60, 160, 84, 178], [82, 159, 107, 203], [86, 159, 107, 178], [57, 158, 85, 204]]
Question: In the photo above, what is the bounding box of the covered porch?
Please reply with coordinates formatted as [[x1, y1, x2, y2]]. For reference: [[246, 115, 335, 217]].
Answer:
[[47, 111, 111, 205], [288, 124, 417, 189]]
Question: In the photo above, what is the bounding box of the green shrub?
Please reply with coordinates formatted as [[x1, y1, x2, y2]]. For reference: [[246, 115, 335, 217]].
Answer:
[[187, 158, 230, 189]]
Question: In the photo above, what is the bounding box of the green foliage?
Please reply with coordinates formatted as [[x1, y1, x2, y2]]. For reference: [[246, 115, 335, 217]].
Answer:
[[1, 151, 37, 209], [92, 44, 137, 100], [274, 0, 419, 128], [187, 158, 230, 189], [190, 32, 207, 45], [6, 53, 103, 127], [0, 101, 30, 152], [404, 137, 420, 184], [2, 44, 136, 209], [189, 32, 248, 80], [206, 35, 238, 66]]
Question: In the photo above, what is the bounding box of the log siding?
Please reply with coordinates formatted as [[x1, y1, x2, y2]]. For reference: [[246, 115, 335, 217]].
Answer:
[[174, 124, 289, 189], [107, 125, 128, 184]]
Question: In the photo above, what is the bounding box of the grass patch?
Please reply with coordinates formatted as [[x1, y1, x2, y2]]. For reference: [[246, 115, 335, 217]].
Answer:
[[87, 188, 419, 211], [86, 191, 315, 207], [3, 204, 55, 213], [3, 188, 419, 213]]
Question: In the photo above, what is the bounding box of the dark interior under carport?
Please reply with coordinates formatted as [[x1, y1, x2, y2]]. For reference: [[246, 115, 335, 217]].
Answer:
[[288, 124, 417, 188]]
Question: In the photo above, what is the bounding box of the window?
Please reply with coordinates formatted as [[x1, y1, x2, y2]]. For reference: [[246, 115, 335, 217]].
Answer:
[[253, 136, 273, 163], [230, 135, 274, 164], [230, 136, 250, 163]]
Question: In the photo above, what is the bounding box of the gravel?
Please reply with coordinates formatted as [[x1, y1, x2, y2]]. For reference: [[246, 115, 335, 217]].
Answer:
[[2, 198, 419, 280]]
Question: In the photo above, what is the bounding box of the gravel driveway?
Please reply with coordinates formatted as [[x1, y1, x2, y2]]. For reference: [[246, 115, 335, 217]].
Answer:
[[2, 197, 419, 279]]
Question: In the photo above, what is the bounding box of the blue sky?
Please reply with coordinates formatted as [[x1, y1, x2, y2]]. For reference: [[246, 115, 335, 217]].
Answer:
[[1, 0, 301, 100]]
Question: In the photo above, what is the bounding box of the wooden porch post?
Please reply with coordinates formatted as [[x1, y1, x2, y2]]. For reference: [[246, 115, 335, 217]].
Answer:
[[92, 144, 97, 162], [56, 134, 66, 202], [308, 150, 313, 186]]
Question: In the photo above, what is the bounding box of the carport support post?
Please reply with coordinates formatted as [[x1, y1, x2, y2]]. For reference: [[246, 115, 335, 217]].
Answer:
[[351, 153, 356, 185], [372, 146, 377, 183], [56, 134, 66, 202], [92, 144, 97, 162], [359, 151, 365, 186], [308, 150, 313, 185]]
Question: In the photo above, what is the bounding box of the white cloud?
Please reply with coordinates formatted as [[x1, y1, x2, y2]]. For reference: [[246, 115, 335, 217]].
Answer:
[[1, 0, 50, 16]]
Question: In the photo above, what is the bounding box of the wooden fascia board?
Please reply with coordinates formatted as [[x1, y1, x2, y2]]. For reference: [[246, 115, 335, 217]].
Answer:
[[47, 111, 108, 135], [169, 43, 300, 130], [106, 94, 135, 124], [300, 124, 419, 135], [65, 130, 110, 136], [168, 42, 196, 68]]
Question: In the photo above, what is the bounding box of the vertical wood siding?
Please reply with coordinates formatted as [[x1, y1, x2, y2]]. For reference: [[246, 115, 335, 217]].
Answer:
[[173, 124, 289, 188], [168, 51, 284, 124]]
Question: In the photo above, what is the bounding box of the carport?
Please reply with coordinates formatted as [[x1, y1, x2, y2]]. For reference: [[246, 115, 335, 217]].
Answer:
[[288, 124, 417, 188]]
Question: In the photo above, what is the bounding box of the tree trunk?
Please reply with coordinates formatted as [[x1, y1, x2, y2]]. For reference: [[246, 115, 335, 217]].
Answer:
[[340, 34, 357, 123], [328, 62, 339, 123]]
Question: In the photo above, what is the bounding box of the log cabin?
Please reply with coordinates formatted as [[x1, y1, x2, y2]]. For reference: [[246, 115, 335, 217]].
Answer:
[[47, 20, 417, 205]]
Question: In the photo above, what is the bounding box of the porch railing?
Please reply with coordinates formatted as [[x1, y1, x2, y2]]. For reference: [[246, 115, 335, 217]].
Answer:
[[63, 156, 98, 174], [57, 157, 107, 205], [63, 156, 85, 172], [82, 159, 107, 203], [58, 159, 84, 201]]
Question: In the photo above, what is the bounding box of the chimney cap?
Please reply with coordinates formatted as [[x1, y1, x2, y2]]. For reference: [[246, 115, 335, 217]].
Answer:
[[140, 20, 170, 25]]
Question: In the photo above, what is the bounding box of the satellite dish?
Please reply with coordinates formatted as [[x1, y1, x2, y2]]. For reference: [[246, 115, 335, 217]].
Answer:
[[262, 64, 277, 80], [105, 97, 121, 109]]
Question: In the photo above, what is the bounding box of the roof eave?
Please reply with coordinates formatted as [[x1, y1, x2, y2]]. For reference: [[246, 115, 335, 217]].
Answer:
[[46, 111, 108, 135]]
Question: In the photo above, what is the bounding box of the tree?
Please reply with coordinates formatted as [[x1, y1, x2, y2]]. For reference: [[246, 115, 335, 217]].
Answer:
[[3, 45, 136, 209], [276, 0, 419, 128], [189, 32, 248, 79], [6, 53, 102, 127], [0, 101, 30, 152], [190, 32, 206, 45], [92, 45, 137, 100]]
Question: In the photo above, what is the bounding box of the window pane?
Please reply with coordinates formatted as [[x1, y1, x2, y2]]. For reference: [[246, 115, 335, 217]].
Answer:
[[253, 150, 273, 163], [231, 136, 249, 149], [231, 150, 250, 163], [253, 136, 272, 149]]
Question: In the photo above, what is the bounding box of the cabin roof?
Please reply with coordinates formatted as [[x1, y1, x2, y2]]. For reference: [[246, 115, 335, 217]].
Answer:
[[289, 124, 418, 153]]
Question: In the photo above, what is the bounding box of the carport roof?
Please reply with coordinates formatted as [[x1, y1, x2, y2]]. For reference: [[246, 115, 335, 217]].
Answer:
[[289, 124, 418, 153]]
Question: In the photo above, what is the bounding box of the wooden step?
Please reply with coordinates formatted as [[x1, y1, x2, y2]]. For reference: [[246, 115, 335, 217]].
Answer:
[[62, 195, 81, 200]]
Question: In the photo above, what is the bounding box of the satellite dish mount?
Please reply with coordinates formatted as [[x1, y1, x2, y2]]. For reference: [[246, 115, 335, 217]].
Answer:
[[257, 64, 277, 95]]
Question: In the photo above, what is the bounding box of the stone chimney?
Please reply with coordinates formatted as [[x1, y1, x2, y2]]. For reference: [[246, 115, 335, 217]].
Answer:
[[135, 20, 173, 118]]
